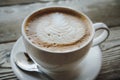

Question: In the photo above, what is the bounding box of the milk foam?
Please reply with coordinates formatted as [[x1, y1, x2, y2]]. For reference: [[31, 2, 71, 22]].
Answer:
[[26, 12, 88, 51]]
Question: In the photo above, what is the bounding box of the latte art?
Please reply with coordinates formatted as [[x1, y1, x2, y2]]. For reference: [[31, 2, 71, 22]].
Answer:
[[25, 12, 90, 51], [35, 13, 86, 45]]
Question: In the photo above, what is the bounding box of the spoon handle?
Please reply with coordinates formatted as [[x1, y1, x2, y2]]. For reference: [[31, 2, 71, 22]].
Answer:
[[25, 53, 55, 80], [38, 69, 55, 80]]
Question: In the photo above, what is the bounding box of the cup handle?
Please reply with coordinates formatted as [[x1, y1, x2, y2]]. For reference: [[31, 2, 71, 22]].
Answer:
[[92, 22, 110, 46]]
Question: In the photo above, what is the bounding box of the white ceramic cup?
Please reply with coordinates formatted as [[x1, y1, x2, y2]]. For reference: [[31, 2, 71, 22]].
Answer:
[[22, 7, 109, 79]]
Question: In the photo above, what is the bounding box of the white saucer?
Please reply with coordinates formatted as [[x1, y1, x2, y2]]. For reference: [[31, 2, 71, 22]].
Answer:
[[11, 37, 102, 80]]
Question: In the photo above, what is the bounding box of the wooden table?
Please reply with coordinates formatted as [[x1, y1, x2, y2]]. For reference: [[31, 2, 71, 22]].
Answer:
[[0, 0, 120, 80]]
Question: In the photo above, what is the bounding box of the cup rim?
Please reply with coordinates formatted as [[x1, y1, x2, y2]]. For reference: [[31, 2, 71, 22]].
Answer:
[[22, 6, 95, 53]]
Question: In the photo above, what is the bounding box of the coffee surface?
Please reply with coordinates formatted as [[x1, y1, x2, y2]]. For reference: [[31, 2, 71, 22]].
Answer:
[[25, 12, 90, 52]]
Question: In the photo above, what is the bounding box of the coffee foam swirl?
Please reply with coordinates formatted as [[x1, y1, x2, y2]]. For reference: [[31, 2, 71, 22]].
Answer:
[[26, 12, 86, 47]]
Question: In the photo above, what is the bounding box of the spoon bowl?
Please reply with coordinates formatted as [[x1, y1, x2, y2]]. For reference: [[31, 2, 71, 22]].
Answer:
[[14, 52, 54, 80], [14, 52, 38, 72]]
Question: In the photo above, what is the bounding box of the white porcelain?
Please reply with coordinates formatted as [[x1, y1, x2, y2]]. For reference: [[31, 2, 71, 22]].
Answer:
[[11, 37, 102, 80], [21, 8, 109, 79]]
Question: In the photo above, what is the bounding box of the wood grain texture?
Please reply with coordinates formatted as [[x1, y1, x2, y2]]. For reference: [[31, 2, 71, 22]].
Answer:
[[0, 0, 61, 6], [0, 0, 120, 26], [0, 42, 14, 67], [0, 0, 120, 43], [0, 42, 17, 80]]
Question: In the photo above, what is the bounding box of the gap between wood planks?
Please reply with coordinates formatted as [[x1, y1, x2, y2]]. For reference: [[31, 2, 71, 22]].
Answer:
[[0, 40, 16, 44]]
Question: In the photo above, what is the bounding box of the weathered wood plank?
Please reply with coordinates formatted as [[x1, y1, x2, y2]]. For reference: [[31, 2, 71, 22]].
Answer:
[[0, 0, 54, 6], [0, 0, 120, 26], [0, 0, 38, 6], [0, 42, 14, 52], [0, 42, 17, 80], [0, 0, 120, 43], [0, 42, 14, 67]]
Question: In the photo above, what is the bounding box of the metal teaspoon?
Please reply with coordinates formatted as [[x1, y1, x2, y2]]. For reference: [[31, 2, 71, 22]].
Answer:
[[14, 52, 54, 80]]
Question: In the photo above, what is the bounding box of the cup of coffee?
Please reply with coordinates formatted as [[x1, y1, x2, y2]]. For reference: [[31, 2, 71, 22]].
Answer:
[[22, 7, 109, 80]]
